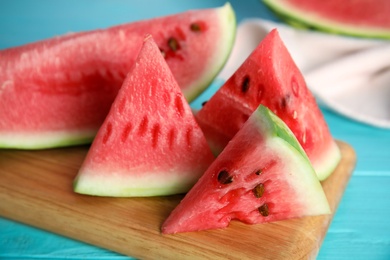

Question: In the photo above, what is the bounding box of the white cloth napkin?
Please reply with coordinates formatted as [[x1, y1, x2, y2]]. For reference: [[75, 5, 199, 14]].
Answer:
[[218, 19, 390, 129]]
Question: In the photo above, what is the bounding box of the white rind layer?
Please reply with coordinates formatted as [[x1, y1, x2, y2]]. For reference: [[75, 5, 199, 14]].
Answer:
[[0, 130, 96, 149]]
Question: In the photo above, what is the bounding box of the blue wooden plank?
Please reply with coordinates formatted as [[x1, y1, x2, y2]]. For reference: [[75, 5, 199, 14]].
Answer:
[[319, 175, 390, 260], [0, 218, 132, 259]]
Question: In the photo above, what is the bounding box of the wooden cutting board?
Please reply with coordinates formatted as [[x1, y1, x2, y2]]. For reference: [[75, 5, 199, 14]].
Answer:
[[0, 141, 355, 259]]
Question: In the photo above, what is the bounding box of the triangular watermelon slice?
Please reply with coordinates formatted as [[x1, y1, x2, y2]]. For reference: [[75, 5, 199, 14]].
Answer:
[[73, 35, 214, 197], [162, 105, 331, 234], [195, 29, 341, 181], [263, 0, 390, 39], [0, 3, 236, 149]]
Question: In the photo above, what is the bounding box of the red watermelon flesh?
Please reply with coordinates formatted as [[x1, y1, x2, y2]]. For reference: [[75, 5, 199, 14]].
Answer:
[[162, 105, 330, 234], [73, 35, 214, 197], [195, 29, 340, 181], [263, 0, 390, 39], [0, 3, 236, 149]]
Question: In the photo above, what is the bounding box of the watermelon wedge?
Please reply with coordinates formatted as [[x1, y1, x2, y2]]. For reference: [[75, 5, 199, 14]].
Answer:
[[0, 3, 236, 149], [74, 35, 214, 197], [263, 0, 390, 39], [162, 105, 331, 234], [195, 29, 340, 181]]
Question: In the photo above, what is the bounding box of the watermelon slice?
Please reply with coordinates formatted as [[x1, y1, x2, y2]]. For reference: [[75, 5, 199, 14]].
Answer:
[[262, 0, 390, 39], [0, 3, 236, 149], [162, 105, 331, 234], [195, 29, 340, 181], [73, 35, 214, 197]]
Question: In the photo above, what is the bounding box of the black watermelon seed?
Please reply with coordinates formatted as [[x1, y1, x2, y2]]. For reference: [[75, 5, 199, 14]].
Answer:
[[241, 76, 250, 93], [168, 37, 180, 51], [255, 169, 262, 175], [190, 23, 201, 32], [217, 170, 233, 184], [258, 203, 269, 216], [281, 94, 291, 109], [281, 98, 287, 109], [253, 183, 265, 198]]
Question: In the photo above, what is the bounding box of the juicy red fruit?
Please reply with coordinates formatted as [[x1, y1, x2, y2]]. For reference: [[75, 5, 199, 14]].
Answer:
[[162, 106, 331, 234], [73, 35, 215, 197], [195, 29, 341, 180], [0, 4, 236, 149]]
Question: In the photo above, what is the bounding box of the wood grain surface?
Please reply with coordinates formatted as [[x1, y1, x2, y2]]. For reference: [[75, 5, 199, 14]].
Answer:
[[0, 141, 356, 260]]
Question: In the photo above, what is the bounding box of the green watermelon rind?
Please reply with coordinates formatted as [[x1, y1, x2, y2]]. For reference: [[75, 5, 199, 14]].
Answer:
[[262, 0, 390, 39], [261, 103, 340, 181], [0, 131, 95, 150], [257, 105, 311, 165], [185, 3, 236, 100]]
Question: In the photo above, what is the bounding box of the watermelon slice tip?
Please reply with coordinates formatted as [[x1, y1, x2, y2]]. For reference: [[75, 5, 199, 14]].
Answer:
[[162, 105, 331, 234], [195, 28, 341, 181], [73, 35, 215, 197]]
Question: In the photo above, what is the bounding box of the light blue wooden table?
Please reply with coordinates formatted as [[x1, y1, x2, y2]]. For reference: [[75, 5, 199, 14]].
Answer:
[[1, 0, 389, 259]]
